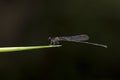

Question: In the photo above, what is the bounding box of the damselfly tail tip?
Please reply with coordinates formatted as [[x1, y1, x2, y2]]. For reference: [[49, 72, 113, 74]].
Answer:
[[80, 42, 108, 48], [102, 45, 108, 48], [91, 44, 108, 48]]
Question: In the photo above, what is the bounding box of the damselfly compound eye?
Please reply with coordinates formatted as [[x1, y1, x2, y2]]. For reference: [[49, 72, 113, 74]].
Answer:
[[48, 37, 51, 41]]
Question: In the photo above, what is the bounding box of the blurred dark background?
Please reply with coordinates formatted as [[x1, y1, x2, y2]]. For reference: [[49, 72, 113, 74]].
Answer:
[[0, 0, 120, 80]]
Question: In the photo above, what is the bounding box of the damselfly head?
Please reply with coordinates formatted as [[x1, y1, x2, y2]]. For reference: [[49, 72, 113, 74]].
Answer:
[[48, 37, 52, 41]]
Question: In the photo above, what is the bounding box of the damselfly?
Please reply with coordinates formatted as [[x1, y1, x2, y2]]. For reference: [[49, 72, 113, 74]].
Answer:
[[48, 34, 107, 48]]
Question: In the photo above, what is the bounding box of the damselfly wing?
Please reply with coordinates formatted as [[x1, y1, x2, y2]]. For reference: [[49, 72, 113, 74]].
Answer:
[[59, 34, 89, 42]]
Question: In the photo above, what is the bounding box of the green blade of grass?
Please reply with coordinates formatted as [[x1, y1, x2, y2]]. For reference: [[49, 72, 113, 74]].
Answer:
[[0, 45, 62, 52]]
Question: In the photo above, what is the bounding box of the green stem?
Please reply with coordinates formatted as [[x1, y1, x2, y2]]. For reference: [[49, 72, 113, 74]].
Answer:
[[0, 45, 62, 52]]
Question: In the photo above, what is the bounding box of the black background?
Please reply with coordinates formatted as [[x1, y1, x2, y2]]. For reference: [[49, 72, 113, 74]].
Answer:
[[0, 0, 120, 80]]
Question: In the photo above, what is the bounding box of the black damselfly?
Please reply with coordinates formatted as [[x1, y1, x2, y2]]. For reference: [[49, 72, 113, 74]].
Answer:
[[48, 34, 107, 48]]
